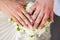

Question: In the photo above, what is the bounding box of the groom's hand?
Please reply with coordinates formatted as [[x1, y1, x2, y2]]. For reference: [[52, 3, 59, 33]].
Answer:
[[29, 0, 54, 28]]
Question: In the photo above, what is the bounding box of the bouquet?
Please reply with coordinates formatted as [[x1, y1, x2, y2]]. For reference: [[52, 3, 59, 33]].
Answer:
[[9, 2, 51, 40]]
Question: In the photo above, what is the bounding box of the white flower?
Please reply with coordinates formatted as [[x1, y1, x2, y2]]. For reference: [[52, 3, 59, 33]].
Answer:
[[26, 2, 34, 12]]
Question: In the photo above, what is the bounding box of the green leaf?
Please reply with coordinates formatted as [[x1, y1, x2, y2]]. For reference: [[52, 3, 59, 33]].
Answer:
[[17, 24, 19, 27], [10, 18, 15, 23], [45, 26, 48, 32], [17, 27, 21, 31], [30, 35, 34, 38], [48, 18, 50, 22], [24, 5, 27, 9]]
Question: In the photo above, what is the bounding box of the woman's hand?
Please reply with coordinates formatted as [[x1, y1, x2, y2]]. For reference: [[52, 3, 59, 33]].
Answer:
[[29, 0, 54, 28], [0, 0, 33, 28]]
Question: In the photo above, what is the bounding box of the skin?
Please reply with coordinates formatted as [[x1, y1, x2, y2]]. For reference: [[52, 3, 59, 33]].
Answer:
[[29, 0, 54, 29], [0, 0, 54, 29], [0, 0, 33, 28]]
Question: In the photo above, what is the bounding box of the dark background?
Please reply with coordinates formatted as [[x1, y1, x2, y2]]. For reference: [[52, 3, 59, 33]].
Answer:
[[50, 14, 60, 40]]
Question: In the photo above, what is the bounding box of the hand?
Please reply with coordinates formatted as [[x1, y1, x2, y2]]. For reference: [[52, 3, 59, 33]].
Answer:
[[0, 0, 33, 28], [29, 0, 54, 28]]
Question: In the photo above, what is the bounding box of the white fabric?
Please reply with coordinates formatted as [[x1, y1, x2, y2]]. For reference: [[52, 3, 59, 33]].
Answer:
[[54, 0, 60, 16]]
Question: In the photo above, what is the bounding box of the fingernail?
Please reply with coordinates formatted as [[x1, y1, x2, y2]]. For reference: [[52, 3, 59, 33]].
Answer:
[[29, 25, 32, 28], [39, 27, 42, 29], [51, 20, 54, 23]]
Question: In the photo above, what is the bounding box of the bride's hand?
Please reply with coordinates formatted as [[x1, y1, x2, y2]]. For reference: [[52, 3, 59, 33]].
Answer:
[[0, 0, 33, 28]]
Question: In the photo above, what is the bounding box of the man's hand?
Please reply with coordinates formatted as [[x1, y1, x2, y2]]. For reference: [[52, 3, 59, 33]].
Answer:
[[29, 0, 54, 28], [0, 1, 33, 28]]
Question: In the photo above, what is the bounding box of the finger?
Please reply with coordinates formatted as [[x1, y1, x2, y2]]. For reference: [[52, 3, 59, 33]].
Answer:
[[39, 13, 49, 29], [33, 10, 44, 28], [50, 11, 54, 22], [10, 14, 23, 26], [16, 8, 32, 28], [29, 3, 36, 14], [12, 12, 27, 27], [8, 6, 28, 27], [32, 7, 40, 21], [20, 6, 33, 23], [19, 12, 32, 28]]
